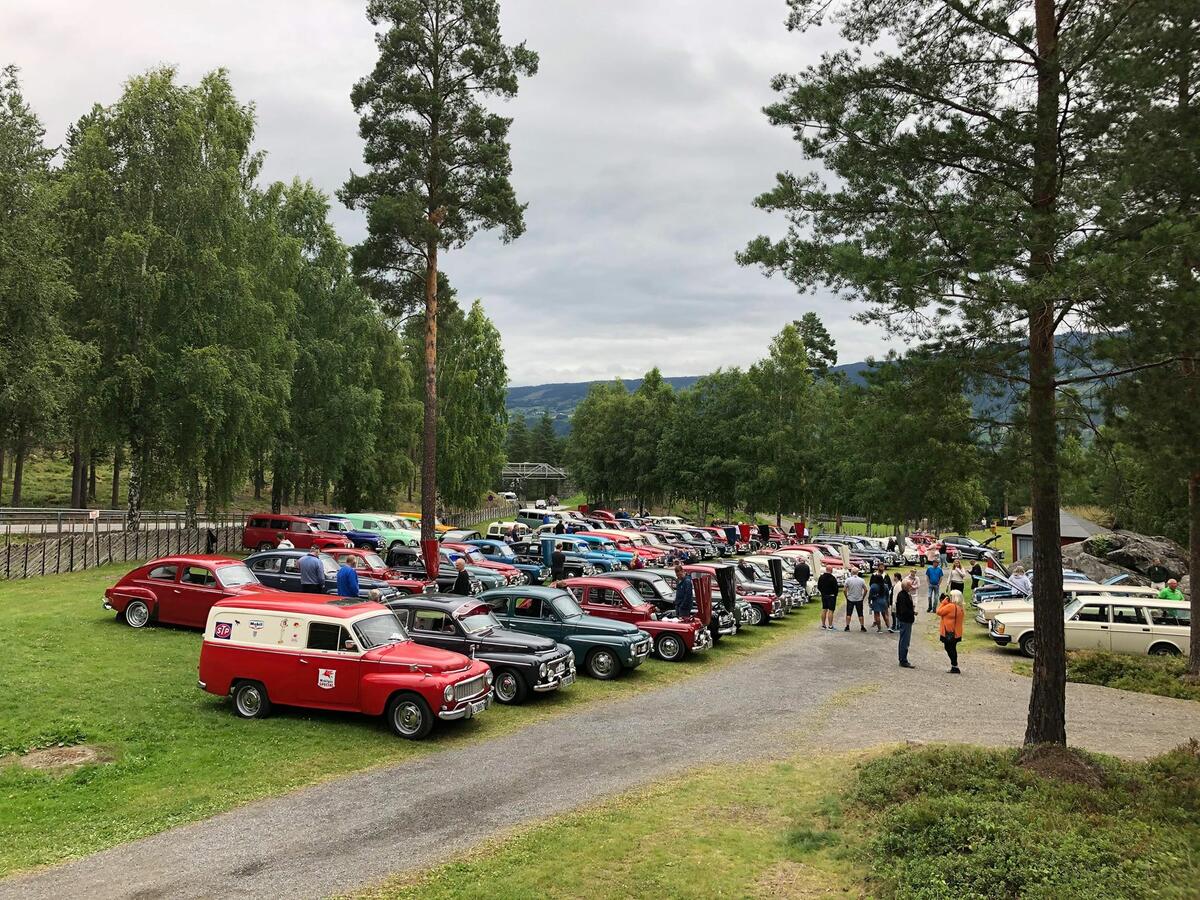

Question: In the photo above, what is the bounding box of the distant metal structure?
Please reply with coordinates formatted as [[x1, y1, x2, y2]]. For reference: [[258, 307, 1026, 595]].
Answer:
[[501, 462, 568, 480]]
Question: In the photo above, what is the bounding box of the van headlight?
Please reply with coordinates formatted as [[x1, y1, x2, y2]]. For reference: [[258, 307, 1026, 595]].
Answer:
[[443, 684, 454, 702]]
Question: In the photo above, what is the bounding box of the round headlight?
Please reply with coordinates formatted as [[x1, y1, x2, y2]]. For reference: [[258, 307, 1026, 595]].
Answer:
[[485, 669, 494, 685], [995, 623, 1005, 634], [539, 663, 548, 677], [443, 684, 454, 703]]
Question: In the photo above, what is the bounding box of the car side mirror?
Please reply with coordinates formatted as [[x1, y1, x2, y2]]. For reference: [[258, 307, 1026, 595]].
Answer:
[[344, 640, 359, 652]]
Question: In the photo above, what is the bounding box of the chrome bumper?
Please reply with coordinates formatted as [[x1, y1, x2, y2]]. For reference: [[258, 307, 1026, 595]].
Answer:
[[103, 600, 114, 611], [439, 691, 492, 720]]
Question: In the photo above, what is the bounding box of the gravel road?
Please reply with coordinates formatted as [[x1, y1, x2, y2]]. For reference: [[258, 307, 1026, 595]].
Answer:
[[5, 612, 1198, 900]]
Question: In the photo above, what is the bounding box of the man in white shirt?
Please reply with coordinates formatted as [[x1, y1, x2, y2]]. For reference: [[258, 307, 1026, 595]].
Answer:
[[843, 568, 868, 632]]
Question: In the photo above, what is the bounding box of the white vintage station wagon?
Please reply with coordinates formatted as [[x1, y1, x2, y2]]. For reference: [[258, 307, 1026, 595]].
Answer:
[[990, 596, 1191, 659]]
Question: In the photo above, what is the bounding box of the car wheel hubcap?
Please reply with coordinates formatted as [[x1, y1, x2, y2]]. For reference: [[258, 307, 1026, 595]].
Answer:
[[238, 687, 261, 716], [395, 702, 422, 734], [496, 673, 518, 701], [593, 653, 615, 676], [660, 637, 681, 659], [128, 604, 149, 627], [752, 608, 763, 624]]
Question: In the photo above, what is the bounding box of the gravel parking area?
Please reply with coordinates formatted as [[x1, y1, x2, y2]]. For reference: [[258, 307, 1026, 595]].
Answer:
[[5, 614, 1198, 900]]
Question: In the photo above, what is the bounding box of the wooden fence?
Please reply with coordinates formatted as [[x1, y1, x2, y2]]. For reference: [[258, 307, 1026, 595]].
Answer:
[[1, 524, 243, 580]]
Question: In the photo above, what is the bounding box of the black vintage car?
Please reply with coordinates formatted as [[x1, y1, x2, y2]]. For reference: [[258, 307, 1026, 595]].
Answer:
[[385, 545, 482, 594], [386, 593, 576, 704], [243, 549, 399, 601]]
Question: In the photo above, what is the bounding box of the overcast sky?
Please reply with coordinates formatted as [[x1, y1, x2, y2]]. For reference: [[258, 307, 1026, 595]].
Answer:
[[5, 0, 886, 386]]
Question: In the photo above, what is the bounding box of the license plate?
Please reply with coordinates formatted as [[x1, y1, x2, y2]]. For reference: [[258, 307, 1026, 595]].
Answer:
[[561, 672, 575, 687], [470, 699, 487, 716]]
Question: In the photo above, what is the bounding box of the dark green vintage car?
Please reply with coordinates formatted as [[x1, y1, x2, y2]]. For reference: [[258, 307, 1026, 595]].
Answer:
[[479, 586, 652, 679]]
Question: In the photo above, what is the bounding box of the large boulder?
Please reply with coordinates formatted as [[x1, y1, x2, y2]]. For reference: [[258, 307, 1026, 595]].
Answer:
[[1060, 541, 1149, 586], [1082, 531, 1189, 580]]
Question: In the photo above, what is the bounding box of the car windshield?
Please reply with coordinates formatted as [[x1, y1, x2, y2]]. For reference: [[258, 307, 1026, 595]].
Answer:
[[375, 517, 400, 530], [353, 612, 409, 648], [548, 592, 583, 618], [363, 552, 387, 569], [462, 549, 486, 563], [642, 576, 672, 599], [488, 544, 515, 559], [620, 586, 646, 607], [319, 555, 339, 576], [216, 563, 257, 588], [457, 605, 500, 634]]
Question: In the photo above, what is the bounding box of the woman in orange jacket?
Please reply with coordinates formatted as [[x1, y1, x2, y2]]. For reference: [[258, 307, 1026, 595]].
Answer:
[[936, 590, 965, 674]]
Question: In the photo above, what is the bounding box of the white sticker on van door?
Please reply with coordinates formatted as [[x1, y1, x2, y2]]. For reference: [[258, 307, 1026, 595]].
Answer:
[[318, 668, 336, 689]]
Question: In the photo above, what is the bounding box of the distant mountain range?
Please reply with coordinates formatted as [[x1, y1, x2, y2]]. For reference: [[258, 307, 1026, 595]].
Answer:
[[505, 362, 871, 434]]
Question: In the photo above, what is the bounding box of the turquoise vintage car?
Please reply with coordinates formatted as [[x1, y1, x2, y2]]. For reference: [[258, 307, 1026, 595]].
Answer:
[[339, 513, 420, 554], [479, 586, 652, 679]]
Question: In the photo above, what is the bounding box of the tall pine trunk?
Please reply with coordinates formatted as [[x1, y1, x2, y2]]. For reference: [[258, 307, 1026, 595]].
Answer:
[[11, 434, 26, 508], [88, 458, 97, 502], [0, 444, 6, 504], [111, 447, 122, 509], [70, 437, 83, 508], [1023, 0, 1067, 747], [126, 436, 145, 531], [421, 235, 439, 578], [1188, 472, 1199, 679]]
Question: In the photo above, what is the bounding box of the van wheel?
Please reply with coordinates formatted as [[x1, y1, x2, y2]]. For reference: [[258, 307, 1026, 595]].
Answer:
[[492, 668, 528, 704], [123, 600, 151, 629], [257, 541, 273, 552], [1149, 643, 1181, 657], [585, 648, 620, 680], [232, 681, 271, 719], [1019, 633, 1037, 659], [387, 693, 433, 739], [656, 633, 686, 661]]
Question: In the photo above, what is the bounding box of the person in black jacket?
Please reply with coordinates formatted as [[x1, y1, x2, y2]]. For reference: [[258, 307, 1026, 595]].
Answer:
[[550, 542, 567, 581], [970, 561, 983, 591], [895, 580, 916, 668], [451, 558, 473, 596], [793, 558, 811, 599], [816, 567, 839, 631], [673, 564, 695, 619]]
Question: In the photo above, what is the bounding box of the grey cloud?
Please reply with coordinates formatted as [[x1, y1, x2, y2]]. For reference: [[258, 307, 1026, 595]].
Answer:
[[6, 0, 892, 386]]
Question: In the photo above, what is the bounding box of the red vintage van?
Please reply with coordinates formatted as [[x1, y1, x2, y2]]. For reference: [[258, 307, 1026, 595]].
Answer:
[[199, 595, 493, 739], [242, 514, 353, 553]]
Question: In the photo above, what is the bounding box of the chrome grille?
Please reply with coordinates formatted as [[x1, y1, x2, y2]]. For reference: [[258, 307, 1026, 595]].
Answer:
[[453, 674, 486, 702]]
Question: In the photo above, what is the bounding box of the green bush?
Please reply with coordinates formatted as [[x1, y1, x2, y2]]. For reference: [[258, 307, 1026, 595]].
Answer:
[[851, 744, 1200, 899], [1066, 651, 1200, 701]]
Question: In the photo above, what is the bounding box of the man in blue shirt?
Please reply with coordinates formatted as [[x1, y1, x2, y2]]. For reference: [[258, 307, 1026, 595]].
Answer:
[[673, 563, 694, 619], [925, 561, 943, 612], [299, 548, 325, 591], [336, 559, 360, 598]]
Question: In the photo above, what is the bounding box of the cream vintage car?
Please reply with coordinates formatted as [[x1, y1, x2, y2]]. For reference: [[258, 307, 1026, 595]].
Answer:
[[990, 596, 1191, 659], [973, 582, 1160, 626]]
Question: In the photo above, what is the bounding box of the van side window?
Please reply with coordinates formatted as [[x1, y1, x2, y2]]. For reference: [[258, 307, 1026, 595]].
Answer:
[[307, 622, 349, 651], [291, 521, 311, 534], [1148, 607, 1191, 627], [250, 518, 269, 529], [147, 564, 177, 581], [270, 519, 288, 530], [1072, 604, 1109, 623]]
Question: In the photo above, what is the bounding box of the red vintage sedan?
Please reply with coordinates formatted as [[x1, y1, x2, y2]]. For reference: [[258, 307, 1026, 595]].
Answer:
[[558, 576, 712, 661], [323, 547, 434, 594], [103, 555, 271, 629]]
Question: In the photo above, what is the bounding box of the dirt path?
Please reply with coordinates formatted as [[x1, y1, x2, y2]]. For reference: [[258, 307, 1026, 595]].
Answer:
[[4, 613, 1197, 900]]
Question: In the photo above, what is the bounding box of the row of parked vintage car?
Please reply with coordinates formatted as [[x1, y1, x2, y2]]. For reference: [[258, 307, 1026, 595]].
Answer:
[[102, 508, 839, 740]]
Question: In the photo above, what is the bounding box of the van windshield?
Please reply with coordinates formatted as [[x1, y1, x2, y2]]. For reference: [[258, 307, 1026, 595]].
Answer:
[[353, 613, 409, 648]]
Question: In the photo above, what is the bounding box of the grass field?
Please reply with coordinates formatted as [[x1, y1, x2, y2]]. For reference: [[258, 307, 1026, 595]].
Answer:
[[0, 564, 817, 876], [354, 742, 1200, 900]]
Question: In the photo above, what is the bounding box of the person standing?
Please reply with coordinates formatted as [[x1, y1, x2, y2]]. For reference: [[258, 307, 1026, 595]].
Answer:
[[925, 558, 944, 612], [895, 579, 916, 668], [937, 590, 965, 674], [553, 519, 566, 535], [1147, 558, 1170, 591], [1010, 565, 1032, 596], [793, 557, 812, 599], [938, 541, 948, 569], [843, 567, 868, 632], [887, 535, 897, 553], [451, 558, 473, 595], [970, 561, 983, 591], [550, 542, 567, 582], [276, 532, 295, 549], [673, 563, 695, 619], [336, 558, 360, 598], [869, 562, 891, 633], [817, 566, 839, 631], [299, 547, 325, 592], [1158, 579, 1184, 601], [947, 560, 967, 596]]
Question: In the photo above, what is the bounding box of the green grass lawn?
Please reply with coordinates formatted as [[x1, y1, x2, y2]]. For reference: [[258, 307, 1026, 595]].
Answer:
[[1014, 650, 1200, 702], [0, 565, 816, 876], [354, 742, 1200, 900]]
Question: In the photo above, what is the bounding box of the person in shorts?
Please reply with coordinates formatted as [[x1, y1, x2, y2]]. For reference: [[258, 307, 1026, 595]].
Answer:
[[816, 566, 840, 631], [843, 567, 868, 632]]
